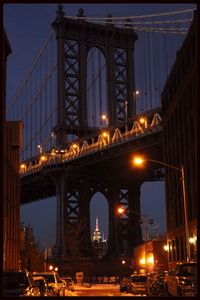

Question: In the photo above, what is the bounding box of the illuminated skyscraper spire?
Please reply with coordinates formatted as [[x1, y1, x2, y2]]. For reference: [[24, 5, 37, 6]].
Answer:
[[92, 217, 102, 242]]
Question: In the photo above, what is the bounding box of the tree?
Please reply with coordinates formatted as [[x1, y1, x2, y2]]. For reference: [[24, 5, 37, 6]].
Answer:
[[20, 223, 45, 272]]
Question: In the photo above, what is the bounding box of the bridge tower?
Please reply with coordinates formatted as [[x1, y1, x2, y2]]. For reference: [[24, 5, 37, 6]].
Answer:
[[50, 5, 141, 276], [52, 4, 138, 144]]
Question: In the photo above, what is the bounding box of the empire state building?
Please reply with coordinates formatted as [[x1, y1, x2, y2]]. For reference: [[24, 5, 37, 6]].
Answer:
[[92, 217, 108, 259], [92, 217, 102, 242]]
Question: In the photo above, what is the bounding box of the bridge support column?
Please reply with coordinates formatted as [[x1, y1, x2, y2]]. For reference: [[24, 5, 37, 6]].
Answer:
[[128, 182, 143, 248], [106, 182, 143, 260], [107, 186, 121, 258], [51, 171, 66, 260]]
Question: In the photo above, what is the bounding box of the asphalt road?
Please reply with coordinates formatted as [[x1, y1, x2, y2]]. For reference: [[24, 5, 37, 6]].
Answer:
[[72, 285, 145, 297]]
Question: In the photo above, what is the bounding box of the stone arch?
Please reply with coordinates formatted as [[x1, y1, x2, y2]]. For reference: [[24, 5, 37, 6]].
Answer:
[[90, 191, 109, 258], [87, 47, 107, 128]]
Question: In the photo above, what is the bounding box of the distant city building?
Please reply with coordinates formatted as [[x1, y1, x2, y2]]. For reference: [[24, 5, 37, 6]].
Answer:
[[92, 217, 108, 259], [161, 12, 197, 270], [3, 29, 23, 271], [92, 217, 102, 242]]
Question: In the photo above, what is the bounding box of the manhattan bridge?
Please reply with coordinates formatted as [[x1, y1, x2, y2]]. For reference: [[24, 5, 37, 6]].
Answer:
[[6, 5, 195, 275]]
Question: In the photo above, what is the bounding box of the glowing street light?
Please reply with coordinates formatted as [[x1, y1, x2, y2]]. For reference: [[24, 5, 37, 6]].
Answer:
[[139, 117, 148, 129], [163, 244, 169, 252], [49, 265, 53, 271], [20, 164, 26, 172], [133, 156, 145, 166], [117, 206, 126, 215], [102, 131, 110, 144], [37, 144, 42, 154], [132, 155, 191, 262], [101, 114, 109, 127], [121, 260, 126, 265], [117, 204, 153, 273], [40, 155, 47, 163], [189, 237, 195, 244]]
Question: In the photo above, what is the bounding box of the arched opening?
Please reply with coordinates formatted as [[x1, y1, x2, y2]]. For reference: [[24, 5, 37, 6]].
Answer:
[[87, 47, 108, 128], [90, 192, 109, 259]]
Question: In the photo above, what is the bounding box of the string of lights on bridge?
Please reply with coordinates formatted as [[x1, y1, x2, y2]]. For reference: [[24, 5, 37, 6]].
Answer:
[[20, 112, 162, 175]]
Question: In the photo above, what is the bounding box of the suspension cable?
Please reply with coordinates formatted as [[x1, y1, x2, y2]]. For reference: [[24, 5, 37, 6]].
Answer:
[[21, 105, 57, 157], [21, 64, 57, 121], [65, 8, 195, 20], [7, 30, 54, 114]]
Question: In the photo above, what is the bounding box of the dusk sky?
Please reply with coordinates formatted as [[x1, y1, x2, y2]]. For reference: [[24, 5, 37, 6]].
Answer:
[[4, 3, 196, 249]]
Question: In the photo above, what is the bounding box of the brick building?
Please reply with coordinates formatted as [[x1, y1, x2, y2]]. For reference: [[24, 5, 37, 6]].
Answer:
[[161, 12, 197, 270], [3, 29, 23, 270]]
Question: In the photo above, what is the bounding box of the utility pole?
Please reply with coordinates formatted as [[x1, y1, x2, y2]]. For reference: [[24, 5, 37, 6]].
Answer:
[[144, 214, 148, 274]]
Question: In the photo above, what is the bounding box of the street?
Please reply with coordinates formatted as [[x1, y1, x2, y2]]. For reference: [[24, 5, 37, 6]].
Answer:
[[66, 284, 146, 297]]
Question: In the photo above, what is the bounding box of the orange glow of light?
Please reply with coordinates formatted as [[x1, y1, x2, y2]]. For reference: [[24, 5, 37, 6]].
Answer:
[[163, 245, 169, 252], [133, 156, 145, 166], [147, 255, 154, 264], [140, 258, 146, 265], [73, 144, 78, 149], [102, 132, 109, 138], [139, 117, 146, 124], [117, 206, 125, 215], [20, 164, 26, 170], [40, 155, 47, 162], [189, 237, 195, 244]]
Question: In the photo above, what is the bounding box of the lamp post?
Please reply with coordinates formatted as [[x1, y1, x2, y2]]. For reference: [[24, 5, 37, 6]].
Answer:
[[101, 114, 109, 127], [133, 156, 191, 262], [117, 206, 153, 274]]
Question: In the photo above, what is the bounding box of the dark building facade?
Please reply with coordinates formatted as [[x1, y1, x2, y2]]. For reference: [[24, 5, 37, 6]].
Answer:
[[161, 12, 197, 270], [3, 30, 23, 270]]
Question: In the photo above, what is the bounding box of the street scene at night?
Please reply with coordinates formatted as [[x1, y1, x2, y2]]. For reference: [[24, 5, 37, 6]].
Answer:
[[3, 2, 197, 297]]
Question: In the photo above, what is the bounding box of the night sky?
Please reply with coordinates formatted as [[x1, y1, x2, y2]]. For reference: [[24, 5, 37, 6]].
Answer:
[[4, 3, 195, 249]]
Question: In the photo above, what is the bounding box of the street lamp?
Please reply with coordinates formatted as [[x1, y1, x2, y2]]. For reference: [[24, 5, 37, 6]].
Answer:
[[37, 144, 42, 154], [132, 155, 191, 262], [117, 205, 153, 273], [102, 131, 110, 144], [49, 265, 53, 271], [101, 114, 109, 127]]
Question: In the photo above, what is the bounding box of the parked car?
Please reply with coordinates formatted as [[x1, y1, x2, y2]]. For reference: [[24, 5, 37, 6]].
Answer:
[[33, 271, 66, 296], [119, 276, 129, 292], [165, 262, 197, 296], [62, 276, 75, 291], [32, 275, 53, 296], [147, 271, 167, 296], [3, 270, 41, 296], [127, 274, 147, 295]]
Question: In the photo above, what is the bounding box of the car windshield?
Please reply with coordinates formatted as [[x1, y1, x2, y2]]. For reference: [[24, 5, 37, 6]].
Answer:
[[39, 274, 55, 283], [4, 272, 29, 289], [178, 264, 197, 276], [132, 276, 147, 283]]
